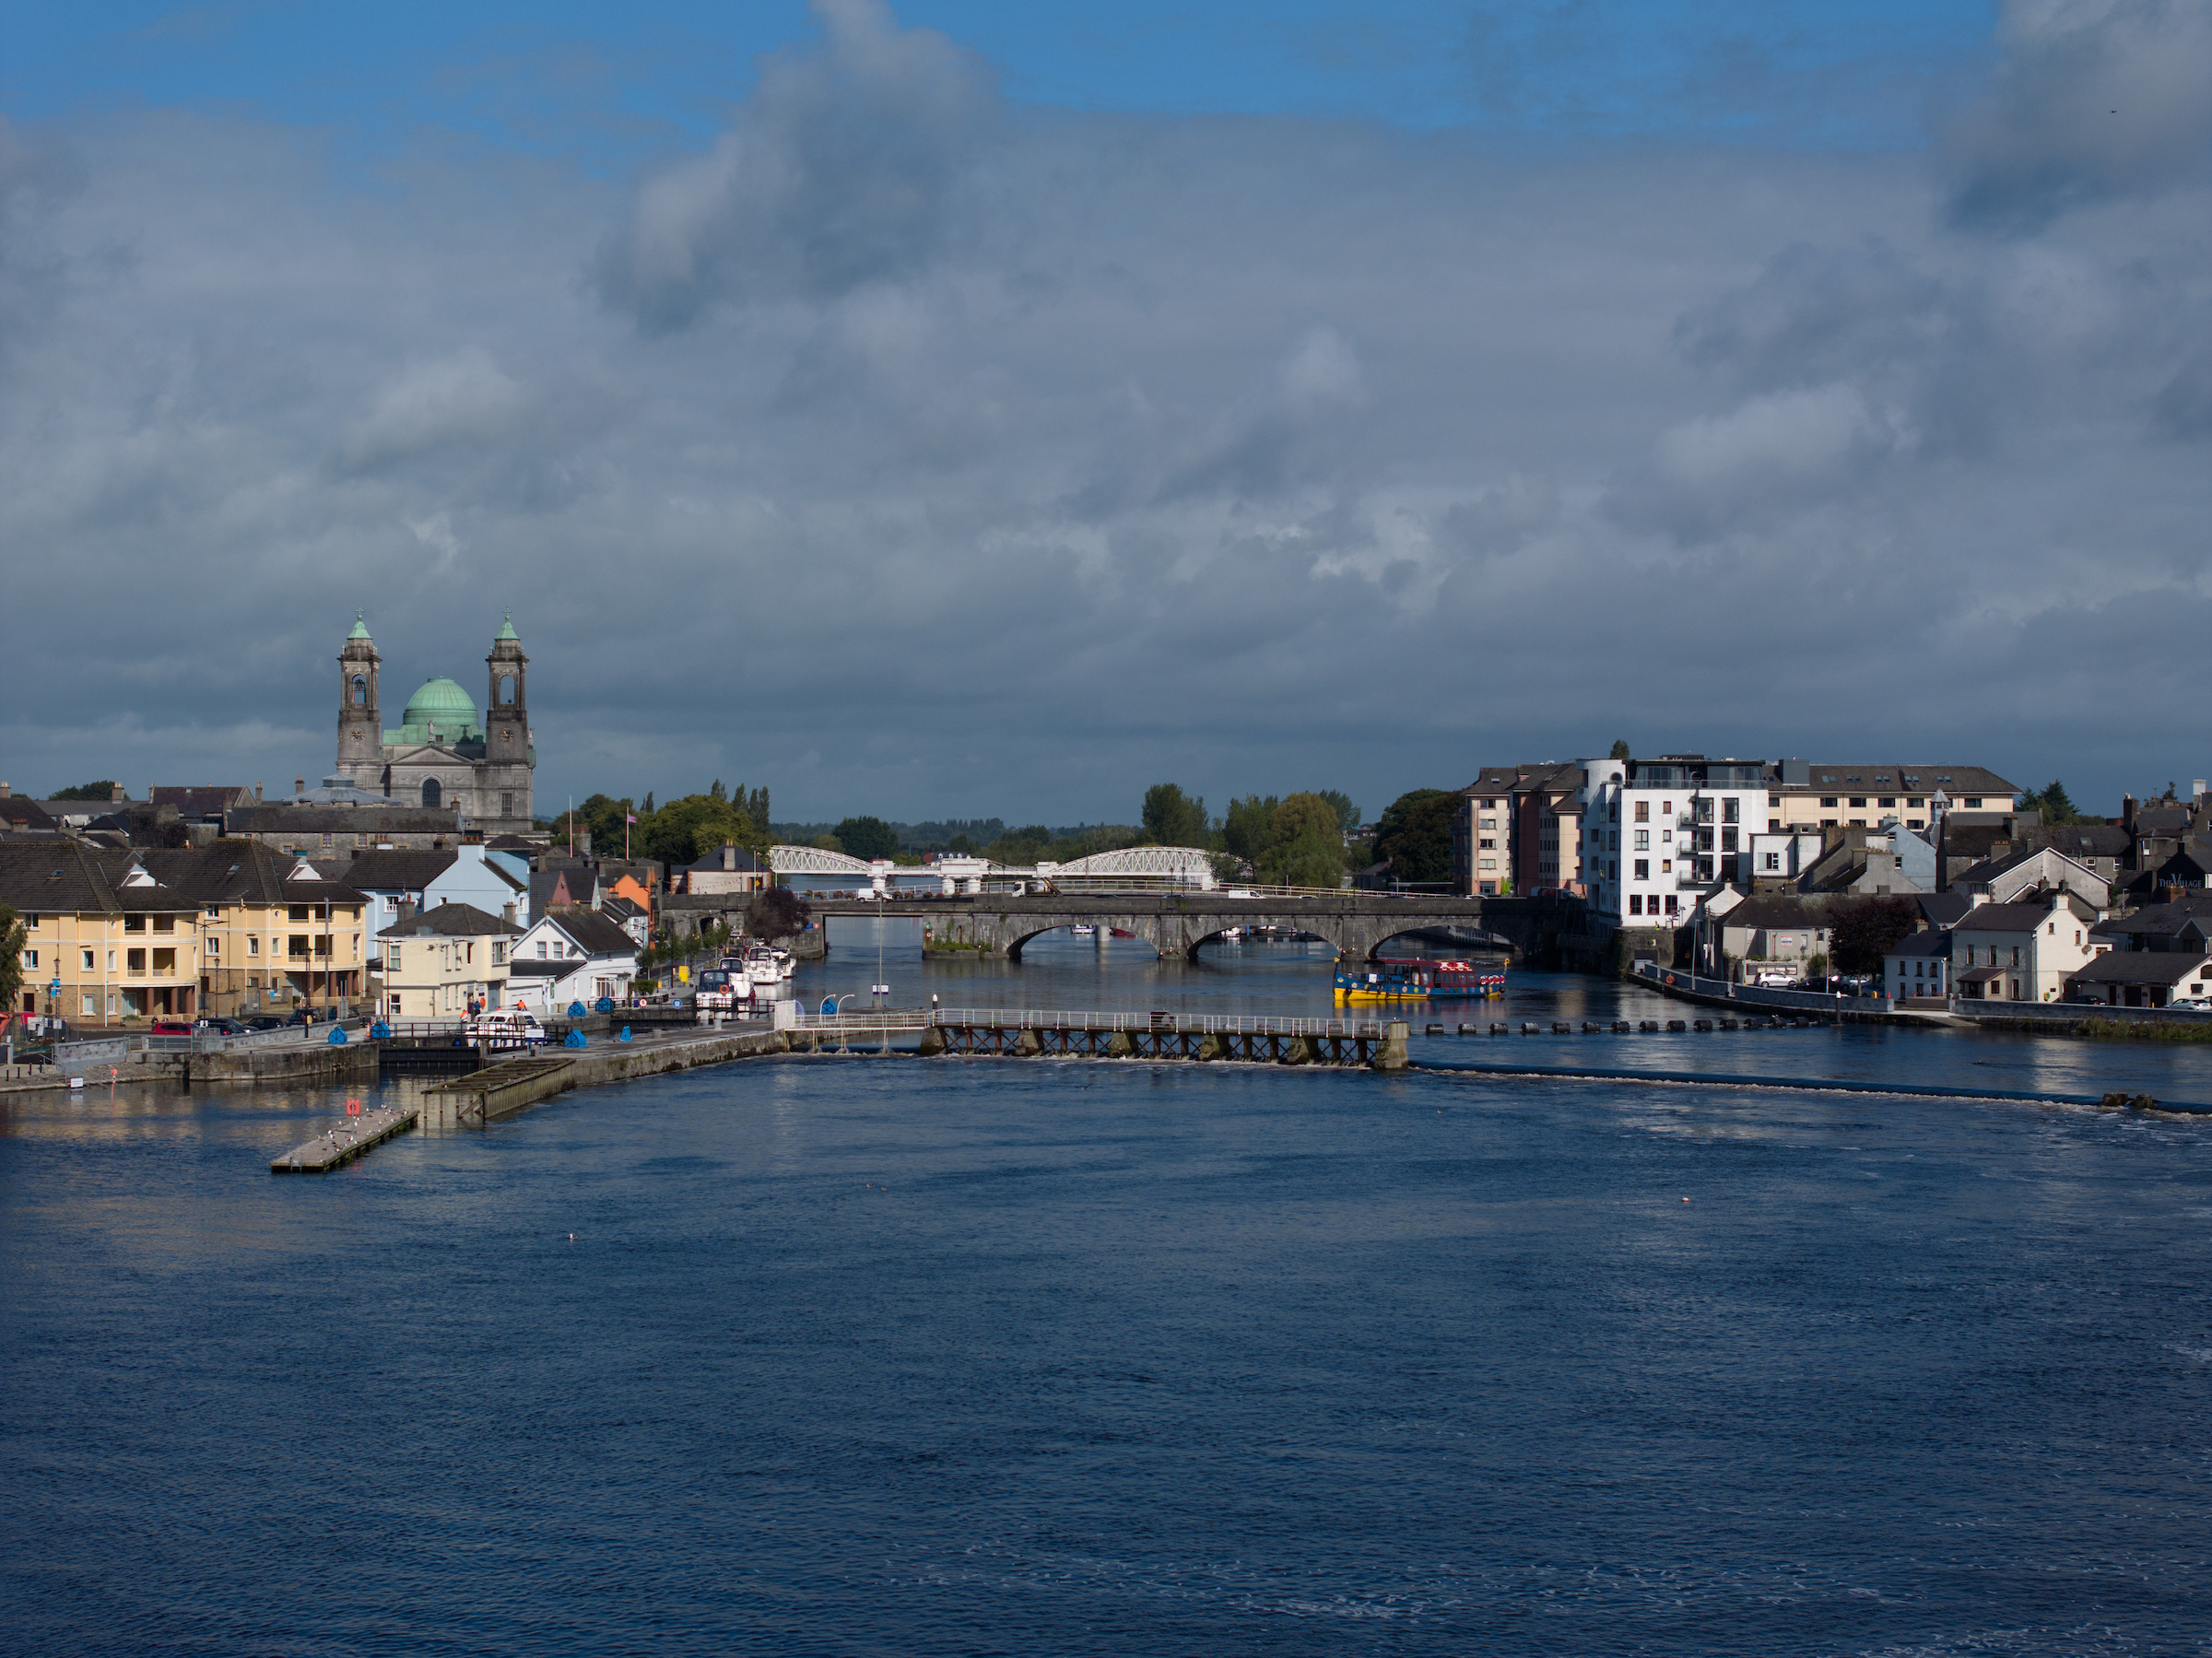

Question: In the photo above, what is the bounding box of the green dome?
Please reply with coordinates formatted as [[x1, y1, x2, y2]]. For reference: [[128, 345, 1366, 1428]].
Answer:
[[402, 676, 478, 729]]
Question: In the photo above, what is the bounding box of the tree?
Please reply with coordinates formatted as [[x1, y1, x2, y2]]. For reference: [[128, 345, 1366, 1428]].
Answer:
[[641, 793, 760, 867], [1221, 794, 1280, 863], [1609, 740, 1630, 760], [1373, 789, 1456, 885], [2026, 779, 2078, 826], [751, 888, 812, 940], [0, 903, 23, 1017], [1141, 783, 1211, 848], [50, 781, 119, 801], [1315, 790, 1362, 837], [831, 816, 900, 860], [1260, 797, 1346, 887], [1830, 898, 1921, 976]]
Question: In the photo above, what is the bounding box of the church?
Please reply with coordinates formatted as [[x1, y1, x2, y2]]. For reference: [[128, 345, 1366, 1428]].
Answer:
[[332, 612, 537, 838]]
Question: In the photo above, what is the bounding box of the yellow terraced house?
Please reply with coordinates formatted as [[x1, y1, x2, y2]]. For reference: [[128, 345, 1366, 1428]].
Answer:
[[377, 901, 516, 1018], [2, 841, 202, 1024], [140, 845, 371, 1017]]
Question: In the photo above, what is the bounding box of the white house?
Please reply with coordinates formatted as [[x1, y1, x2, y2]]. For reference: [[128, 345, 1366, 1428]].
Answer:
[[1947, 893, 2103, 1003], [1584, 755, 1771, 928], [508, 909, 640, 1013], [1885, 929, 1952, 1003], [376, 901, 516, 1018], [324, 845, 527, 956]]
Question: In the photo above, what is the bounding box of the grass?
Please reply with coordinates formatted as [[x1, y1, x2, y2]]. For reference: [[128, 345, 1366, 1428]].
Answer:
[[2077, 1017, 2212, 1043]]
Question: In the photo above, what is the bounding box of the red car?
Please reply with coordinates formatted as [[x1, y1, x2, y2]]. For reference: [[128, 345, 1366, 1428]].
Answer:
[[151, 1019, 192, 1035]]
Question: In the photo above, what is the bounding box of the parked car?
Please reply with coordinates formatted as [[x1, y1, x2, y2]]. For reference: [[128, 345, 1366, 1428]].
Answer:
[[2169, 997, 2212, 1011], [194, 1017, 251, 1037], [245, 1015, 292, 1030], [150, 1019, 193, 1035]]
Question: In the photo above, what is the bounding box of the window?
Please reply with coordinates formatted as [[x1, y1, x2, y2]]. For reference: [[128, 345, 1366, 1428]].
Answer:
[[1879, 797, 1895, 808], [1721, 827, 1738, 853], [492, 942, 505, 966], [1964, 797, 1982, 808], [127, 949, 146, 973], [1661, 859, 1672, 874], [81, 994, 96, 1016], [124, 914, 146, 933], [1478, 838, 1496, 850], [1478, 816, 1496, 829], [1608, 832, 1618, 852], [1693, 799, 1712, 824], [106, 951, 115, 971], [1664, 896, 1677, 914], [81, 949, 94, 970], [1850, 797, 1866, 808], [207, 937, 219, 959], [21, 949, 35, 970], [501, 792, 513, 817], [1769, 794, 1781, 807], [1661, 828, 1672, 843], [1477, 858, 1496, 871], [1821, 797, 1838, 809], [322, 833, 334, 852], [388, 944, 401, 971], [289, 906, 310, 922], [24, 914, 39, 930], [1821, 818, 1838, 829], [422, 779, 441, 808], [1630, 895, 1643, 914], [153, 914, 173, 933], [1764, 853, 1780, 871], [1634, 829, 1649, 851], [1635, 859, 1650, 880], [1634, 801, 1650, 822], [1849, 818, 1865, 829], [204, 905, 220, 920], [247, 935, 259, 958], [1769, 819, 1781, 832], [1908, 796, 1924, 808], [152, 948, 175, 972], [537, 941, 548, 958], [289, 936, 309, 958], [1723, 799, 1739, 824]]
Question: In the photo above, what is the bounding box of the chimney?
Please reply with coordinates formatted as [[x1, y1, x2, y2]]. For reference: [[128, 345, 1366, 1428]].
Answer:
[[396, 897, 416, 925], [2124, 794, 2137, 833], [296, 776, 305, 797], [111, 783, 126, 804], [502, 900, 517, 927], [723, 841, 735, 870], [255, 782, 264, 803], [0, 782, 8, 799]]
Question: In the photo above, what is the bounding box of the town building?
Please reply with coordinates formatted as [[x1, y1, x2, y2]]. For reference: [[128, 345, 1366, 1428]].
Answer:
[[1947, 894, 2102, 1003], [508, 910, 640, 1013], [1950, 846, 2109, 910], [138, 846, 371, 1017], [1453, 763, 1582, 896], [1, 841, 204, 1023], [375, 902, 516, 1019], [221, 804, 464, 856], [1767, 763, 2018, 832], [312, 846, 525, 951], [331, 611, 536, 838], [2065, 951, 2211, 1008], [683, 843, 771, 895], [1885, 929, 1953, 1004]]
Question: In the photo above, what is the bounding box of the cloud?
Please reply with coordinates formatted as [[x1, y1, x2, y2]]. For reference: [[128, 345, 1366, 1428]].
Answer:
[[1944, 0, 2212, 231], [1, 9, 2207, 819], [594, 0, 997, 329]]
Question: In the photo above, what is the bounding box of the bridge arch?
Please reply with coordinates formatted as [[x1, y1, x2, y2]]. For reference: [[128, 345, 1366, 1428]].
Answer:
[[1004, 921, 1163, 961]]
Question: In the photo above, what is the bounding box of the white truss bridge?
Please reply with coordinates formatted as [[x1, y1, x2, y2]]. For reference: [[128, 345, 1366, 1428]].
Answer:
[[767, 843, 1218, 894]]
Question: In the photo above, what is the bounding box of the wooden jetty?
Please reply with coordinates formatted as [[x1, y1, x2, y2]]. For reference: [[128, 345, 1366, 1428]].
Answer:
[[271, 1104, 419, 1172]]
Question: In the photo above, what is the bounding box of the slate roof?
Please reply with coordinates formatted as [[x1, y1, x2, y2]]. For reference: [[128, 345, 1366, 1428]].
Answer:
[[1714, 893, 1895, 932], [149, 786, 253, 817], [0, 796, 59, 832], [330, 849, 460, 891], [1791, 764, 2018, 794], [687, 845, 766, 872], [224, 806, 462, 834], [1887, 930, 1953, 959], [377, 901, 515, 939], [602, 894, 646, 922], [535, 910, 639, 957], [1952, 897, 2095, 931], [1915, 894, 1973, 927], [2027, 824, 2128, 859], [2067, 952, 2208, 985], [138, 844, 301, 904]]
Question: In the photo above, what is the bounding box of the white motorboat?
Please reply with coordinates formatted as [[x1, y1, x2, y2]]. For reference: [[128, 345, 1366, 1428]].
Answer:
[[1070, 923, 1096, 938], [465, 1009, 547, 1051]]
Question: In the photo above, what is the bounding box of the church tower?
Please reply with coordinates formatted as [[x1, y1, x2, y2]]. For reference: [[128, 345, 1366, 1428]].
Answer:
[[336, 611, 382, 789], [482, 612, 535, 833]]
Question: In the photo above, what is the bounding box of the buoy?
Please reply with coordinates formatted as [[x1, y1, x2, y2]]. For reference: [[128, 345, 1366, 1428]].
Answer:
[[1682, 1196, 1691, 1204]]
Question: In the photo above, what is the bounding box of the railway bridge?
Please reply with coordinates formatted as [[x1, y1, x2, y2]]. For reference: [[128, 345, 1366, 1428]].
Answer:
[[806, 891, 1517, 963]]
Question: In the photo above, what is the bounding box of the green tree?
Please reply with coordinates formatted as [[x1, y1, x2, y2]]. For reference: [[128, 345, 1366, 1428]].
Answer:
[[1141, 783, 1211, 848], [2026, 779, 2078, 825], [1609, 739, 1630, 760], [1830, 898, 1921, 975], [831, 816, 900, 860], [577, 793, 638, 854], [50, 781, 119, 801], [1316, 789, 1362, 837], [641, 794, 761, 867], [1221, 794, 1280, 863], [1259, 794, 1347, 887], [1373, 789, 1456, 884], [0, 902, 24, 1018], [751, 888, 812, 940]]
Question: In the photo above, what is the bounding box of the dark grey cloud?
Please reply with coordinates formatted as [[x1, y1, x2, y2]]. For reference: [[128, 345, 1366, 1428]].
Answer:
[[1944, 0, 2212, 232], [1, 6, 2208, 821], [594, 0, 996, 329]]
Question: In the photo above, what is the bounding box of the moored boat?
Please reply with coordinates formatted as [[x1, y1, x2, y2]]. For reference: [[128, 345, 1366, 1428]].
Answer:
[[1334, 958, 1506, 1002]]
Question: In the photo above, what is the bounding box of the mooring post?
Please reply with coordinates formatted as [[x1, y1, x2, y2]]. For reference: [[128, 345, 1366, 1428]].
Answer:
[[1371, 1020, 1411, 1071]]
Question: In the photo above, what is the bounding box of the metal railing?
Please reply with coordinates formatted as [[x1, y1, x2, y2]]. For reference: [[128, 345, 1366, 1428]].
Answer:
[[1637, 964, 1891, 1014], [814, 882, 1479, 904]]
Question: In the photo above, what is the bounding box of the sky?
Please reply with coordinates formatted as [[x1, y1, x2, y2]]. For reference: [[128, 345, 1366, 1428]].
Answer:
[[1, 0, 2207, 826]]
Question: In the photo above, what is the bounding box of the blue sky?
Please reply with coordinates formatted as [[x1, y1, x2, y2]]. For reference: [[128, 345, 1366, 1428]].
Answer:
[[2, 0, 2206, 824], [8, 1, 1992, 156]]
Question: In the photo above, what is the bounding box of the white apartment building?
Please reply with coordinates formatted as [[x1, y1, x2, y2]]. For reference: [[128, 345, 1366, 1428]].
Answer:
[[1583, 756, 1772, 929]]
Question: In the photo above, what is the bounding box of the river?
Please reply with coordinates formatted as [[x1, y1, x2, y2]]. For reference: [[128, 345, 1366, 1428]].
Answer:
[[6, 926, 2212, 1654]]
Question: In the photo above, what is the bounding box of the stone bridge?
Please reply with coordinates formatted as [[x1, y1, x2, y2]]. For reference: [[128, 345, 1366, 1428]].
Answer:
[[807, 892, 1524, 962]]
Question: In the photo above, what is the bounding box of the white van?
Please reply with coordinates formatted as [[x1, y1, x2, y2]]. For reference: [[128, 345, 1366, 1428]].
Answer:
[[465, 1010, 547, 1052]]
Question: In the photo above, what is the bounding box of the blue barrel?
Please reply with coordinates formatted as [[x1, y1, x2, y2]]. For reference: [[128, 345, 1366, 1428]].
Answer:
[[595, 997, 615, 1013], [564, 1029, 588, 1049], [326, 1026, 348, 1045], [619, 1026, 632, 1042], [568, 1001, 588, 1017], [370, 1020, 392, 1040]]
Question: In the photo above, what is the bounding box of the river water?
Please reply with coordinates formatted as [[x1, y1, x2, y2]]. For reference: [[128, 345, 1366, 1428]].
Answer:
[[7, 926, 2212, 1654]]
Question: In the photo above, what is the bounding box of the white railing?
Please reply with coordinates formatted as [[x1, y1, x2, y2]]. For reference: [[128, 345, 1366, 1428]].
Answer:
[[816, 883, 1482, 904], [920, 1006, 1395, 1039]]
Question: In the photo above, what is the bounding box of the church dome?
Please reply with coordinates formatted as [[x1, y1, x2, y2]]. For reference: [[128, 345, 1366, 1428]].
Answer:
[[402, 676, 479, 731]]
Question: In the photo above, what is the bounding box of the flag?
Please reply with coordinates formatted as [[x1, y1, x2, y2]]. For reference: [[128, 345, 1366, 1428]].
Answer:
[[626, 814, 638, 823]]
